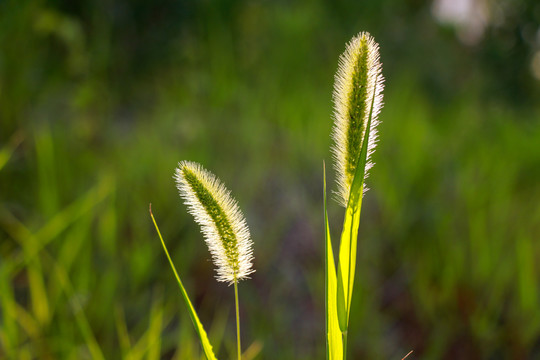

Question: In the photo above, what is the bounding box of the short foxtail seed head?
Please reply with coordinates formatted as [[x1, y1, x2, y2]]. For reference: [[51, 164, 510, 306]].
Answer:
[[174, 161, 254, 284], [331, 32, 385, 207]]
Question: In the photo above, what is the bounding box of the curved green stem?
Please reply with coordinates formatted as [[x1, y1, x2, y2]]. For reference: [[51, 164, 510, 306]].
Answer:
[[234, 281, 241, 360]]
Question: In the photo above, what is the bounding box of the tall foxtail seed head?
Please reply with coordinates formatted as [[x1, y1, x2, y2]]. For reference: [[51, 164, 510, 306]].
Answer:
[[174, 161, 254, 284], [331, 32, 385, 207]]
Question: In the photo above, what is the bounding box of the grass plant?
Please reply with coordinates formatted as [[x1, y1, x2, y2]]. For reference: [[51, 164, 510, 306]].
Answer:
[[151, 161, 254, 360], [2, 2, 540, 357], [325, 32, 384, 359], [152, 32, 384, 360], [150, 204, 217, 360]]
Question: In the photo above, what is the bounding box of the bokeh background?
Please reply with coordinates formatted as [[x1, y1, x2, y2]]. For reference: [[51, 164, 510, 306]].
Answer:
[[1, 0, 540, 359]]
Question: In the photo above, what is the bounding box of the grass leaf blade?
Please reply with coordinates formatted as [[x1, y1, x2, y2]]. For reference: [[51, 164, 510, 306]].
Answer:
[[336, 77, 378, 330], [149, 205, 218, 360], [324, 163, 343, 360]]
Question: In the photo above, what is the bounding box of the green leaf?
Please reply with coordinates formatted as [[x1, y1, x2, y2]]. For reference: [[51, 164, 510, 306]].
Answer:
[[336, 201, 362, 332], [150, 206, 218, 360], [336, 77, 379, 331], [0, 132, 23, 172], [324, 163, 343, 360]]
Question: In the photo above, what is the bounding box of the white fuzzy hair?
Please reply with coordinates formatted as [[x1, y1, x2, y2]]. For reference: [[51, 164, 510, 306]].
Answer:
[[174, 161, 254, 284], [331, 32, 385, 207]]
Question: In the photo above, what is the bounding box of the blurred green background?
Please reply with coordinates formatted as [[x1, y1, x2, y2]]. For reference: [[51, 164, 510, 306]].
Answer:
[[1, 0, 540, 358]]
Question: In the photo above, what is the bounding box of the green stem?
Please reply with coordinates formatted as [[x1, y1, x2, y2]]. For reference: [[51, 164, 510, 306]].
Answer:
[[234, 280, 241, 360], [343, 331, 348, 360], [346, 207, 356, 317]]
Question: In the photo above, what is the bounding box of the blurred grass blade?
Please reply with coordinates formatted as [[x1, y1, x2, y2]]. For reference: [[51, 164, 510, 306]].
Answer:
[[149, 205, 218, 360], [27, 261, 50, 327], [47, 253, 105, 360], [0, 131, 23, 172], [242, 340, 263, 360], [0, 211, 105, 359], [324, 162, 343, 359], [35, 126, 59, 216], [123, 306, 175, 360], [114, 306, 132, 359], [207, 306, 229, 356], [0, 265, 19, 357], [337, 78, 378, 331], [0, 175, 113, 275], [147, 295, 164, 360]]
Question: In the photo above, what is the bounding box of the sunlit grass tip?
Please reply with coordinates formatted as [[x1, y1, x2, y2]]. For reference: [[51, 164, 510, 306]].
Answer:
[[174, 161, 254, 284], [331, 31, 385, 207]]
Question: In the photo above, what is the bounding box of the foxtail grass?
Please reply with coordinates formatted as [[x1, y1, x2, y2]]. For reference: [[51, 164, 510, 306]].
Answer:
[[151, 161, 254, 360], [152, 31, 384, 360], [331, 32, 384, 208], [174, 161, 254, 285], [325, 31, 385, 360], [175, 161, 254, 360]]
